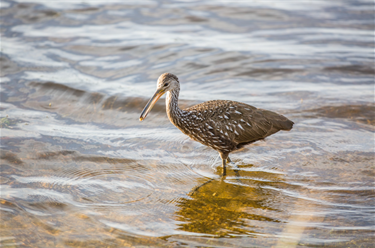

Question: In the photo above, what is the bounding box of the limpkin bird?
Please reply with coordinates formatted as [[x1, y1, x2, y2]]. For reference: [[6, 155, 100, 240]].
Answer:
[[140, 73, 294, 176]]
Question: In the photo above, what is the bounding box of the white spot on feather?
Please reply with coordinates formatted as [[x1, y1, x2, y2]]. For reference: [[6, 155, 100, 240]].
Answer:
[[235, 110, 242, 115], [234, 130, 239, 135], [238, 124, 245, 130]]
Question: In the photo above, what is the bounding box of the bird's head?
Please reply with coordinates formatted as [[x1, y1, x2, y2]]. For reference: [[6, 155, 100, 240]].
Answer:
[[139, 73, 179, 121]]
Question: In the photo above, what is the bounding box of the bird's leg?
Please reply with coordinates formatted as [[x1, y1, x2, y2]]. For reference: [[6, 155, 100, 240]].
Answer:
[[219, 152, 229, 177], [221, 159, 227, 177]]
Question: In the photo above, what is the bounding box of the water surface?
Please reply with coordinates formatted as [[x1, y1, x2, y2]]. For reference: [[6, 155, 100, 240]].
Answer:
[[1, 0, 374, 247]]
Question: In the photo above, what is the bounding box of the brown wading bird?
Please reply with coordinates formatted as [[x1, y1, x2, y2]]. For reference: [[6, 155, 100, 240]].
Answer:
[[140, 73, 294, 176]]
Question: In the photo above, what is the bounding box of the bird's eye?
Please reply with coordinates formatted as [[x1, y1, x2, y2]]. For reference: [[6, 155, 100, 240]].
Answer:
[[164, 83, 169, 87]]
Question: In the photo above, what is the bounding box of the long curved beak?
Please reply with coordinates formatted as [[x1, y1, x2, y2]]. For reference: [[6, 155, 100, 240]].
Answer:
[[139, 88, 165, 121]]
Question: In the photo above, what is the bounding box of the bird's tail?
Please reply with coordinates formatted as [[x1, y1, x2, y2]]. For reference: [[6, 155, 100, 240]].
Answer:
[[262, 109, 294, 131]]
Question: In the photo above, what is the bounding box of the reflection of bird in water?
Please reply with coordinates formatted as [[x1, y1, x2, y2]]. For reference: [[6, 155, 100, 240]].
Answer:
[[174, 170, 282, 236], [140, 73, 294, 176]]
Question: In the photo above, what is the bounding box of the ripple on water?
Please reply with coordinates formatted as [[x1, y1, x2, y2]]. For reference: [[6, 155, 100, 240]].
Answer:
[[7, 167, 155, 208], [1, 0, 374, 247]]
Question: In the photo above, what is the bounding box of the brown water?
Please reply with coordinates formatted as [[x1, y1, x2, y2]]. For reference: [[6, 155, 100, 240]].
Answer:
[[1, 0, 374, 247]]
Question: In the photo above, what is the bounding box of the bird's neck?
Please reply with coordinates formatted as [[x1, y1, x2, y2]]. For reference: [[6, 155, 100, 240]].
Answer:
[[166, 88, 183, 125]]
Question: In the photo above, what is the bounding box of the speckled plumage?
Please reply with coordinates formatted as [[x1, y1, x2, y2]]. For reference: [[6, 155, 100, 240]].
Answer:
[[140, 73, 294, 176]]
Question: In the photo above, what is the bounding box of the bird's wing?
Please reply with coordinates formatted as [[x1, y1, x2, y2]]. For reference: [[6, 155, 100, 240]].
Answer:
[[221, 102, 274, 144], [185, 100, 273, 145]]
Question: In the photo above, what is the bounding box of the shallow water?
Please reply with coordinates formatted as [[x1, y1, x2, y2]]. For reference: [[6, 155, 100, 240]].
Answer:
[[1, 0, 374, 247]]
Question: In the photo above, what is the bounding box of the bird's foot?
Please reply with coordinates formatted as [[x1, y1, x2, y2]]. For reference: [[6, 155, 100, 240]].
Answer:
[[221, 164, 227, 177], [226, 158, 240, 172], [226, 158, 242, 183]]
